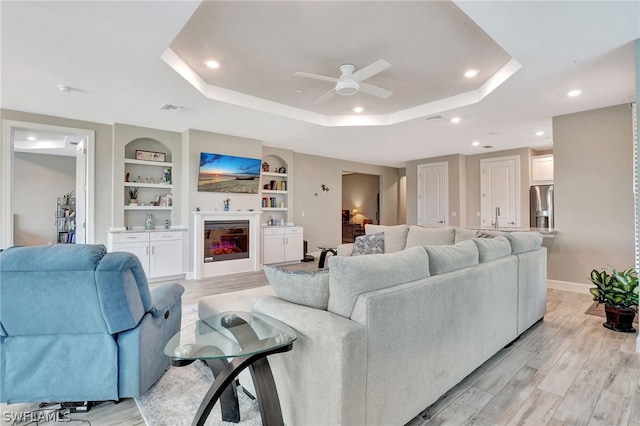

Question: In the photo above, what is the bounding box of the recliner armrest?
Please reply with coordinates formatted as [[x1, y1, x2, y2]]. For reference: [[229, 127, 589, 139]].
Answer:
[[150, 283, 185, 317]]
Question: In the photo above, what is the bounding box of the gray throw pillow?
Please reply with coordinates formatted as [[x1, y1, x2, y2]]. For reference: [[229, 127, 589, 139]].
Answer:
[[473, 236, 512, 263], [263, 266, 330, 310], [504, 232, 543, 254], [425, 239, 479, 275], [352, 232, 384, 256]]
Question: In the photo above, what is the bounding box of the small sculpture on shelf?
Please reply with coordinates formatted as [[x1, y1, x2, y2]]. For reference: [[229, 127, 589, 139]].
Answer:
[[159, 168, 171, 184], [262, 162, 270, 172], [278, 166, 286, 174]]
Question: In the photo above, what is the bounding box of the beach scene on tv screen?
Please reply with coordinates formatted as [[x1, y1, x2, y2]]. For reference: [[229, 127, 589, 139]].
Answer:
[[198, 152, 261, 193]]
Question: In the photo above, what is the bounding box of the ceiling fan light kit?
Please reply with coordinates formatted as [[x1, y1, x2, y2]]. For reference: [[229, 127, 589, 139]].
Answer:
[[335, 79, 360, 96]]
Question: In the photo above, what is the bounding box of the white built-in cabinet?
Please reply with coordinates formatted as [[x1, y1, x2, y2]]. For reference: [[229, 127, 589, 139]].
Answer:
[[261, 154, 289, 225], [531, 154, 554, 184], [262, 226, 303, 265], [107, 230, 185, 279]]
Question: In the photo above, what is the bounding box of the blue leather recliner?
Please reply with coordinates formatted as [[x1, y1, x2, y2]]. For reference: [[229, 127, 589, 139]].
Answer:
[[0, 244, 185, 404]]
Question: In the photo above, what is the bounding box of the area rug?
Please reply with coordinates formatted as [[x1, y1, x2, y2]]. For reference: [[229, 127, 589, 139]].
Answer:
[[135, 304, 262, 426], [585, 302, 639, 324]]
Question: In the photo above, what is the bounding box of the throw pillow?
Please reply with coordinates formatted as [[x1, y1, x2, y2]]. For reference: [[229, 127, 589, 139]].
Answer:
[[454, 228, 479, 243], [365, 224, 409, 253], [352, 232, 384, 256], [263, 266, 330, 310]]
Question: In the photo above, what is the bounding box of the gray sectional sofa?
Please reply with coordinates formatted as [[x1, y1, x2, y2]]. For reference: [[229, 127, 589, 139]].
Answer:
[[198, 225, 547, 426]]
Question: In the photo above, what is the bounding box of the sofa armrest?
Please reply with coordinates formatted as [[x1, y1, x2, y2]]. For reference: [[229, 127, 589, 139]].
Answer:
[[150, 283, 185, 317], [336, 243, 354, 256], [252, 296, 366, 426]]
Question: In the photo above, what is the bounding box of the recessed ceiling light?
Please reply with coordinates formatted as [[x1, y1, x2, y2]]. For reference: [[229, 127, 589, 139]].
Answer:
[[57, 85, 71, 92], [464, 69, 479, 78], [450, 117, 461, 124], [27, 136, 37, 141], [535, 131, 545, 136], [567, 89, 582, 97], [295, 89, 303, 94], [204, 59, 220, 69], [353, 107, 363, 113], [472, 141, 480, 146]]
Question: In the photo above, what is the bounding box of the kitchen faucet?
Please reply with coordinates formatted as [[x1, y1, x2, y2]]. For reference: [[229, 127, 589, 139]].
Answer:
[[494, 207, 500, 229]]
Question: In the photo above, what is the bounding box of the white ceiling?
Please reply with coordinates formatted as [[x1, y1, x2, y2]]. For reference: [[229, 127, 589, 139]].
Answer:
[[1, 1, 638, 167]]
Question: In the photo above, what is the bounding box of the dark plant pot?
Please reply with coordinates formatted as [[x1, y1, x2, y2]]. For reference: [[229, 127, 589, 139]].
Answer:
[[603, 304, 636, 333]]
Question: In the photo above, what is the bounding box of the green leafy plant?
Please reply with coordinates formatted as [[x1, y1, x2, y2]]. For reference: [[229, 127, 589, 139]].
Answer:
[[589, 266, 639, 311], [127, 187, 138, 199]]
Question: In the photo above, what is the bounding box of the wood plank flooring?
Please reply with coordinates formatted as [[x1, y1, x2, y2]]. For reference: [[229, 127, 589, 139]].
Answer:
[[2, 266, 639, 426]]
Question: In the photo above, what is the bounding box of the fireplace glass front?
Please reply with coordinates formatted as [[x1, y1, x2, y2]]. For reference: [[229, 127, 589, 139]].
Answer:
[[203, 220, 249, 263]]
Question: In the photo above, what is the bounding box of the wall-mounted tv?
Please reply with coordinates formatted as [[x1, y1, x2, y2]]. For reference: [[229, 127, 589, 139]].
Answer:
[[198, 152, 262, 194]]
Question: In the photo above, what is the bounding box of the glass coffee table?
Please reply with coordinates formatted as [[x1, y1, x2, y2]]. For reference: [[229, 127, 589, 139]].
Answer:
[[164, 311, 297, 426]]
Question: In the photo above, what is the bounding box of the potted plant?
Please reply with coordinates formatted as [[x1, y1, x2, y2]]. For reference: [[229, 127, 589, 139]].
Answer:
[[589, 266, 639, 332], [127, 187, 139, 205]]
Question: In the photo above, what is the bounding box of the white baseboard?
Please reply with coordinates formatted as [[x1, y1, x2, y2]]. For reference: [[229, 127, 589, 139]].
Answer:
[[547, 279, 591, 294], [185, 271, 194, 280]]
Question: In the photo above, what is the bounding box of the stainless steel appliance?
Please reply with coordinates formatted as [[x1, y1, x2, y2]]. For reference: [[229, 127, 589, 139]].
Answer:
[[530, 184, 554, 229]]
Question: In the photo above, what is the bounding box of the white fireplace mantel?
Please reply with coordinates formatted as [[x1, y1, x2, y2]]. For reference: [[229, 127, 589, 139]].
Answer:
[[193, 210, 263, 279]]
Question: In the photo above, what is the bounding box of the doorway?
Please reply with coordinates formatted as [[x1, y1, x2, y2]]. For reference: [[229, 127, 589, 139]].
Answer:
[[1, 120, 95, 247], [342, 172, 380, 242]]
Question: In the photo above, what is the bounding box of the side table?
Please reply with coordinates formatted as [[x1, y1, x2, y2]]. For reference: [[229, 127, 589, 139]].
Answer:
[[164, 311, 297, 426]]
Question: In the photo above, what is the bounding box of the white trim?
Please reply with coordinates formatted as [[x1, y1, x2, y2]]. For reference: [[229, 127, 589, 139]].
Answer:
[[547, 279, 591, 294], [1, 120, 95, 247]]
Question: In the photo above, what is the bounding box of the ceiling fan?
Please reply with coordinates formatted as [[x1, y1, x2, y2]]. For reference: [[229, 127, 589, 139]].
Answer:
[[294, 59, 393, 104]]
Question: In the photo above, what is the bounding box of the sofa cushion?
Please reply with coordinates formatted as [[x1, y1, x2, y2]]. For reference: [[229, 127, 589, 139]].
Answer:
[[352, 232, 384, 256], [425, 239, 479, 275], [504, 232, 543, 254], [477, 230, 505, 238], [328, 246, 430, 318], [263, 266, 330, 310], [405, 226, 455, 248], [365, 224, 409, 253], [455, 228, 479, 243], [472, 236, 512, 263]]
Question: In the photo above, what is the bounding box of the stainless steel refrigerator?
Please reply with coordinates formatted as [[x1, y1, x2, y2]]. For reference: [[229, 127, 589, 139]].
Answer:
[[530, 184, 554, 229]]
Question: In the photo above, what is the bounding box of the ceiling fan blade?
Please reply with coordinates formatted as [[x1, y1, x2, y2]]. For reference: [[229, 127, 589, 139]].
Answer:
[[294, 72, 339, 83], [351, 59, 391, 82], [359, 82, 393, 99], [314, 88, 336, 104]]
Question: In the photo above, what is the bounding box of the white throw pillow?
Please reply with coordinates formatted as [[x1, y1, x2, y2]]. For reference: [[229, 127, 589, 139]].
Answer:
[[365, 224, 409, 253], [405, 226, 455, 248]]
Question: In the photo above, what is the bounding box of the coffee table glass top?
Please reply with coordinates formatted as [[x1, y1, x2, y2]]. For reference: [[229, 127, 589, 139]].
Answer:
[[164, 311, 297, 361]]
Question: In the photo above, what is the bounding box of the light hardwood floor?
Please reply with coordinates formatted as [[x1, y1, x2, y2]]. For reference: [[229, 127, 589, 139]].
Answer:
[[2, 266, 639, 426]]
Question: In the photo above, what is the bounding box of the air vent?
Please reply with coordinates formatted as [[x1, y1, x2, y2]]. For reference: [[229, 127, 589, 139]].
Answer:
[[425, 115, 444, 122], [159, 104, 184, 112], [483, 145, 494, 149]]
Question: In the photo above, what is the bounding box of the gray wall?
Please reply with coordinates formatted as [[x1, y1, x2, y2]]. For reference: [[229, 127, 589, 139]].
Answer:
[[549, 104, 634, 285], [292, 153, 399, 251], [342, 173, 379, 224], [13, 152, 75, 246]]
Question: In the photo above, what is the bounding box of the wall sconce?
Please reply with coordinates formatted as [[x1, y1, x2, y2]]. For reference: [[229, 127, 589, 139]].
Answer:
[[321, 184, 330, 192]]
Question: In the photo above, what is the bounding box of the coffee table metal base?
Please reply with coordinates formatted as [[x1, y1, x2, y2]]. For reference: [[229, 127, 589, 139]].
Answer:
[[193, 344, 292, 426]]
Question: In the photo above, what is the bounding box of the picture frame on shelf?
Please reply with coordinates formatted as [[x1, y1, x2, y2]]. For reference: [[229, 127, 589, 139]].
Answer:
[[136, 150, 166, 162]]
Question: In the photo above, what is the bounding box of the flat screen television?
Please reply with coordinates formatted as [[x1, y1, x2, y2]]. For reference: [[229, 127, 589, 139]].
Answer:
[[197, 152, 262, 194]]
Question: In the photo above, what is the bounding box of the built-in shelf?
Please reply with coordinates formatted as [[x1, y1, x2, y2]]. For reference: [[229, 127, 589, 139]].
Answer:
[[262, 207, 288, 211], [124, 206, 173, 211], [124, 182, 173, 189], [125, 158, 173, 168], [262, 190, 287, 195], [262, 172, 287, 178]]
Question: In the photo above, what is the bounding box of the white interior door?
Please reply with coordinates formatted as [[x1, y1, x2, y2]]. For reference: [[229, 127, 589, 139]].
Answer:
[[481, 156, 520, 228], [75, 140, 86, 244], [417, 162, 448, 227]]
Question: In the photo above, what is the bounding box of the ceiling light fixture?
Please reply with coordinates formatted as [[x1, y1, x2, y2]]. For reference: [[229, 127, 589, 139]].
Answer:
[[535, 131, 545, 136], [27, 136, 37, 141], [567, 89, 582, 97], [464, 69, 479, 78], [451, 117, 461, 124], [57, 85, 72, 92], [472, 141, 480, 146], [295, 89, 303, 94], [204, 59, 220, 69], [353, 107, 363, 113]]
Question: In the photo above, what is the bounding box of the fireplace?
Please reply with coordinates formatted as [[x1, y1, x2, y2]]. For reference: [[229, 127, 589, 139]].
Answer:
[[204, 220, 249, 263], [193, 211, 262, 279]]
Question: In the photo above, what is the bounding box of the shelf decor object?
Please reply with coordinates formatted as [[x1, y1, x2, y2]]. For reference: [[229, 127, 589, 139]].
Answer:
[[136, 150, 166, 162]]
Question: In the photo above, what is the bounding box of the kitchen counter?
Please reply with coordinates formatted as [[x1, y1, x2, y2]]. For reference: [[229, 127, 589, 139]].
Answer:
[[478, 227, 556, 236]]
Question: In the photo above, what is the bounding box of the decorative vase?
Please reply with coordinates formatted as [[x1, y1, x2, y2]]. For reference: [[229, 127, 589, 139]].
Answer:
[[224, 205, 229, 212], [129, 199, 138, 206], [603, 304, 636, 333]]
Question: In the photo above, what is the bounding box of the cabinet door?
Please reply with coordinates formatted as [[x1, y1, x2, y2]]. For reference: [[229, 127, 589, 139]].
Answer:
[[149, 239, 183, 278], [284, 234, 303, 262], [263, 234, 284, 264], [113, 242, 150, 277], [531, 156, 554, 183]]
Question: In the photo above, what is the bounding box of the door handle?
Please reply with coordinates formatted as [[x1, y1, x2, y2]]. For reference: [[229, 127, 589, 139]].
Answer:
[[438, 221, 444, 224]]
